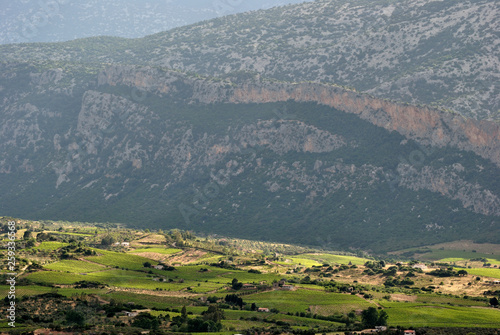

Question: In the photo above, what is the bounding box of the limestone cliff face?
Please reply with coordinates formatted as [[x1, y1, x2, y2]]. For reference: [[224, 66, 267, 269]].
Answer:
[[397, 164, 500, 216], [229, 84, 500, 168], [98, 65, 500, 168]]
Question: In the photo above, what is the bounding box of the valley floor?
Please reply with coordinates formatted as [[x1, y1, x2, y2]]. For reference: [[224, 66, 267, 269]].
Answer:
[[1, 218, 499, 334]]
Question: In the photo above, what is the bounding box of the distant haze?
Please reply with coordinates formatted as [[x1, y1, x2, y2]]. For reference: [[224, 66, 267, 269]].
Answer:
[[0, 0, 313, 44]]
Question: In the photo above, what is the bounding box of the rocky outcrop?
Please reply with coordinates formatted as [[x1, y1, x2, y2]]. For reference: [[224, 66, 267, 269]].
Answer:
[[98, 65, 500, 168], [397, 164, 500, 216], [230, 83, 500, 168]]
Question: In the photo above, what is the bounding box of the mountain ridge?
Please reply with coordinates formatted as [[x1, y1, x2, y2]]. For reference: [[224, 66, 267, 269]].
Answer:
[[2, 0, 498, 120]]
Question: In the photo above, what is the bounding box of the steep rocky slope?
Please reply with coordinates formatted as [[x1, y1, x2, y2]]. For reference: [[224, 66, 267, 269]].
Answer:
[[0, 63, 498, 252], [97, 65, 500, 167]]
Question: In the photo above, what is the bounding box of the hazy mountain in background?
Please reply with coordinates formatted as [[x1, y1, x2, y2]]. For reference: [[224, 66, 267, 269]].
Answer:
[[0, 0, 312, 44], [3, 0, 498, 120]]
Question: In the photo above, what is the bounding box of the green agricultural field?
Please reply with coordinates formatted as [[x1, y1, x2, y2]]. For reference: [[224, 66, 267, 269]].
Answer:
[[0, 285, 53, 298], [167, 265, 283, 284], [1, 283, 105, 300], [409, 249, 500, 264], [296, 253, 369, 266], [25, 271, 90, 285], [85, 249, 157, 270], [83, 269, 160, 289], [151, 308, 342, 330], [265, 313, 344, 327], [464, 268, 500, 279], [43, 230, 93, 237], [103, 291, 188, 309], [286, 257, 323, 267], [128, 247, 182, 255], [191, 254, 224, 264], [384, 304, 500, 328], [44, 260, 107, 273], [81, 269, 218, 292], [31, 241, 68, 250], [8, 285, 105, 298], [245, 289, 374, 315], [414, 294, 488, 307]]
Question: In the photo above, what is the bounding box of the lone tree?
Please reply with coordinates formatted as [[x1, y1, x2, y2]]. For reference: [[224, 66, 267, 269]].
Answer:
[[101, 235, 116, 246], [65, 310, 85, 327], [231, 278, 243, 290], [490, 297, 499, 307], [23, 230, 33, 240]]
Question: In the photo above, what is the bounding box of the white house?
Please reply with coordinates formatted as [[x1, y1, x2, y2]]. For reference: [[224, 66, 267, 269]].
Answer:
[[412, 263, 427, 270], [125, 311, 138, 317]]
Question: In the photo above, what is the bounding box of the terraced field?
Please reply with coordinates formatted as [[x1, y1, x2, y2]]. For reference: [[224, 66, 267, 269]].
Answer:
[[44, 260, 106, 273], [85, 249, 158, 270], [30, 241, 68, 251], [128, 247, 182, 255], [244, 290, 374, 314], [384, 304, 500, 328], [464, 268, 500, 279], [295, 253, 370, 266], [4, 223, 500, 333]]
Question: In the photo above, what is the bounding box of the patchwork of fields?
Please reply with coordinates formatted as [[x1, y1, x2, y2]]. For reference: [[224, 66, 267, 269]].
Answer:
[[1, 227, 499, 334]]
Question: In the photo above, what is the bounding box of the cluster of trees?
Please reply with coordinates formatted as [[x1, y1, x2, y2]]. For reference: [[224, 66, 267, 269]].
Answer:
[[59, 243, 96, 259], [225, 294, 244, 308], [428, 268, 468, 277], [361, 307, 388, 328], [131, 312, 161, 330], [143, 262, 175, 271], [100, 235, 116, 246], [231, 278, 244, 290], [321, 280, 370, 294], [383, 277, 415, 287], [170, 305, 224, 332]]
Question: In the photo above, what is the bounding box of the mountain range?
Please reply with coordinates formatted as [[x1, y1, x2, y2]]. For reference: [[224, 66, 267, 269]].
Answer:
[[0, 0, 499, 253], [0, 0, 311, 44]]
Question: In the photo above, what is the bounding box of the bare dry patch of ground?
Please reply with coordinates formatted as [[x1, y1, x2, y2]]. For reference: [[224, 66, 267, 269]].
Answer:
[[390, 294, 417, 302], [133, 233, 166, 245], [165, 249, 208, 265], [112, 287, 199, 298], [132, 252, 169, 262]]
